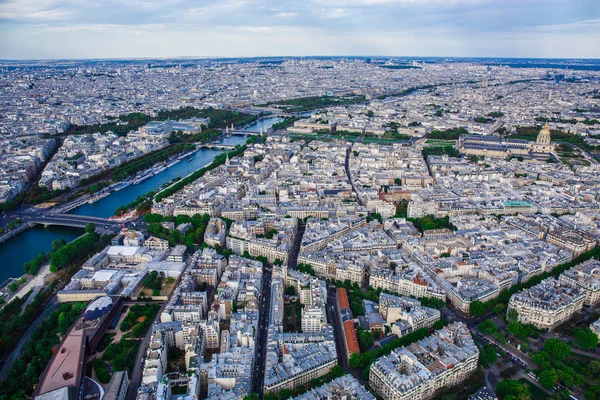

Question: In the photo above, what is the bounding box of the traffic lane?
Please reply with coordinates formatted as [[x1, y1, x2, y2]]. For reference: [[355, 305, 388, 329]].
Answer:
[[474, 331, 533, 370]]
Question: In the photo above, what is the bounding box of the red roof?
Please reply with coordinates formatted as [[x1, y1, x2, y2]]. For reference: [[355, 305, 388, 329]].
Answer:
[[343, 320, 360, 354], [413, 275, 429, 287], [337, 288, 350, 310]]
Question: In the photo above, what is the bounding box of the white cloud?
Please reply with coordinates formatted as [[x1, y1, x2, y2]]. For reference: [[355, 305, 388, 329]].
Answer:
[[530, 18, 600, 33], [315, 7, 349, 18], [274, 12, 297, 17], [0, 0, 598, 58], [310, 0, 489, 7], [0, 0, 76, 20]]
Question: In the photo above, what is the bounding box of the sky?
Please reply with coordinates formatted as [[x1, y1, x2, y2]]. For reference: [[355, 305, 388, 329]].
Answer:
[[0, 0, 599, 59]]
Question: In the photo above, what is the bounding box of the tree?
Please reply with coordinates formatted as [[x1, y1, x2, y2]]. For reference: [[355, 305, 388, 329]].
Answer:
[[532, 351, 552, 369], [296, 263, 316, 277], [584, 384, 600, 400], [493, 303, 505, 314], [507, 309, 519, 322], [587, 361, 600, 379], [470, 301, 485, 317], [330, 365, 344, 379], [554, 390, 571, 400], [357, 328, 373, 352], [507, 321, 537, 339], [573, 328, 598, 350], [478, 320, 498, 335], [85, 222, 95, 234], [496, 380, 531, 400], [285, 286, 296, 296], [543, 338, 571, 359], [50, 232, 100, 272], [479, 344, 498, 367], [539, 368, 558, 389], [349, 352, 364, 368], [52, 239, 65, 252], [57, 312, 70, 333]]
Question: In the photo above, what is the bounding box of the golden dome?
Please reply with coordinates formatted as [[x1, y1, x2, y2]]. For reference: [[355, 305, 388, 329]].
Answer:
[[540, 123, 551, 135], [536, 123, 552, 145]]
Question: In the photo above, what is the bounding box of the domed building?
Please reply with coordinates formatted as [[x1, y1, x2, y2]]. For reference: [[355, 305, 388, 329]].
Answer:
[[84, 295, 114, 320], [531, 123, 555, 154], [458, 124, 557, 160]]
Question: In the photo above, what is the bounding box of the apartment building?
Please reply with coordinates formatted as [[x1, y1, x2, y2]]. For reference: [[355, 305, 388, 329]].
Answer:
[[447, 277, 499, 315], [369, 264, 446, 301], [507, 278, 585, 330], [379, 293, 440, 333], [559, 259, 600, 306], [369, 322, 479, 400], [142, 330, 168, 385], [290, 375, 374, 400]]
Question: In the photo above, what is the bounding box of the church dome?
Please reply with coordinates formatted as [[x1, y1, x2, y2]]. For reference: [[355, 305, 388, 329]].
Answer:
[[536, 123, 552, 145]]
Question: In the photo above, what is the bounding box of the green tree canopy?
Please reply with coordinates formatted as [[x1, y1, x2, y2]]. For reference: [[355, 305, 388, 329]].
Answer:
[[573, 328, 598, 350], [539, 368, 558, 389], [496, 380, 531, 400], [470, 301, 485, 317], [478, 320, 498, 335], [543, 338, 571, 359], [85, 222, 95, 234]]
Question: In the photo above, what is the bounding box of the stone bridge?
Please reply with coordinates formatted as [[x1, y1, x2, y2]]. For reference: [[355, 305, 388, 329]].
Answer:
[[30, 214, 121, 232]]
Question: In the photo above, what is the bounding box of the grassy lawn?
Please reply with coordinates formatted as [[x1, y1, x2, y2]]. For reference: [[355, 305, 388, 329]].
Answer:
[[120, 303, 160, 337], [289, 134, 326, 142], [560, 158, 591, 167], [425, 139, 456, 145], [330, 134, 359, 140], [363, 137, 408, 144]]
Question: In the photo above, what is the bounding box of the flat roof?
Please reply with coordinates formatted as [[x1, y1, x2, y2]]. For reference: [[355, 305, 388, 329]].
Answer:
[[107, 245, 141, 256], [37, 329, 85, 395], [93, 270, 116, 281]]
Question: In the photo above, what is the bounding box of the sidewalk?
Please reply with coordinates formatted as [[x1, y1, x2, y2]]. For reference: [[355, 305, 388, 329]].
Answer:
[[13, 263, 51, 310]]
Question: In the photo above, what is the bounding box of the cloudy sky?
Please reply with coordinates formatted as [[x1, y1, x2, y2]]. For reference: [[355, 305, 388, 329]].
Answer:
[[0, 0, 599, 59]]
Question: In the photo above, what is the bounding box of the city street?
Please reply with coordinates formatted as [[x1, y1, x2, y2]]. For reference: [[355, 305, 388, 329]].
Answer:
[[251, 263, 273, 397]]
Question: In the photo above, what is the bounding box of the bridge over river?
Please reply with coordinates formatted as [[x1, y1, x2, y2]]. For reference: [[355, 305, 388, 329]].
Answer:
[[197, 144, 237, 150], [30, 214, 121, 232]]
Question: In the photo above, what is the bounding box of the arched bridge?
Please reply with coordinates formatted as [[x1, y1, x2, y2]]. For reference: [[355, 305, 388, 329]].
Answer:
[[197, 144, 237, 150], [31, 214, 122, 232], [229, 130, 261, 136]]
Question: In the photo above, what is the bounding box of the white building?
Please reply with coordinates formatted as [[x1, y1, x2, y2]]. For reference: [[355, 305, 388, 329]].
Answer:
[[369, 322, 479, 400], [507, 278, 585, 330], [142, 330, 168, 385], [559, 259, 600, 306]]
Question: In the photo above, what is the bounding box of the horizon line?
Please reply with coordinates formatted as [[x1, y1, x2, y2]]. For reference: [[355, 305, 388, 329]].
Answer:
[[1, 55, 600, 63]]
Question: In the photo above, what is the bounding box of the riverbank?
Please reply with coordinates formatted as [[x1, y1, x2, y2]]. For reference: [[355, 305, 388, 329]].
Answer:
[[53, 145, 200, 214], [14, 264, 50, 309], [0, 117, 281, 284], [0, 225, 84, 287], [0, 221, 30, 245], [0, 228, 91, 308]]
